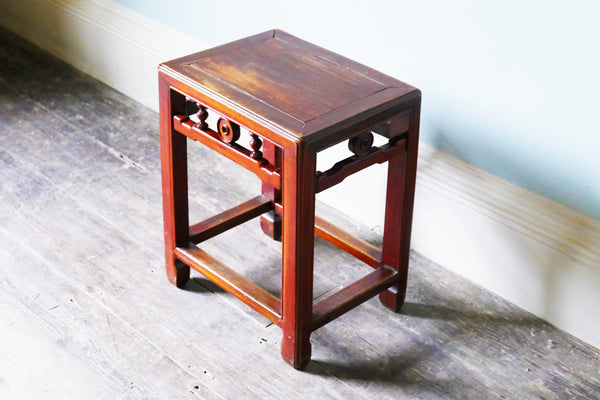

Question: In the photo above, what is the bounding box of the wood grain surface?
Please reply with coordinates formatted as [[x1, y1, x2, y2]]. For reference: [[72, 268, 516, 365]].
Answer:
[[162, 30, 420, 144]]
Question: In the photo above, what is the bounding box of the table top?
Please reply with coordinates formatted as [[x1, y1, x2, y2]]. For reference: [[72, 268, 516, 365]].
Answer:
[[161, 29, 419, 143]]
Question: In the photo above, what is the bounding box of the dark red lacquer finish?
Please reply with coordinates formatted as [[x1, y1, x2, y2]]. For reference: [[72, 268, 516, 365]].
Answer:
[[159, 29, 421, 369]]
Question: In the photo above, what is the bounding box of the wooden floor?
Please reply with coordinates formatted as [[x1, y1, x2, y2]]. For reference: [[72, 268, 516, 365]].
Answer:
[[1, 27, 599, 399]]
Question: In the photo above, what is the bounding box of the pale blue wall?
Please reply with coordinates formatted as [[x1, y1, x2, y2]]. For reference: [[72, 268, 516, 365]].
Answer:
[[116, 0, 600, 220]]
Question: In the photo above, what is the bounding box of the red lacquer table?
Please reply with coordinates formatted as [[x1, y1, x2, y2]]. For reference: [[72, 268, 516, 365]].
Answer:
[[159, 29, 421, 369]]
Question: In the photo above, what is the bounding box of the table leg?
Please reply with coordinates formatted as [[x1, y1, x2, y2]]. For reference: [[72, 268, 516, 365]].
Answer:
[[280, 144, 316, 369], [379, 105, 420, 311], [159, 77, 190, 288]]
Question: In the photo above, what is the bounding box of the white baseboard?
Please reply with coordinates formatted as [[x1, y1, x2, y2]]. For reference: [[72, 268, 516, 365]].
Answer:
[[0, 0, 207, 110], [413, 143, 600, 350], [2, 0, 599, 350]]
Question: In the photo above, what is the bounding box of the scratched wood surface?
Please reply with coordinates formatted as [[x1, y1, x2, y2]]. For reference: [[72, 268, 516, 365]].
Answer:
[[1, 26, 599, 399]]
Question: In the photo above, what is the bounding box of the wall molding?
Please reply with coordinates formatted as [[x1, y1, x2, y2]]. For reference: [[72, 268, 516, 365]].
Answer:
[[414, 142, 600, 349], [417, 143, 600, 274], [0, 0, 207, 110], [2, 0, 599, 350]]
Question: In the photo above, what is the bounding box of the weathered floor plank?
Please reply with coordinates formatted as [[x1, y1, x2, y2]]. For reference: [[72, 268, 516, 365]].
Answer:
[[1, 26, 599, 400]]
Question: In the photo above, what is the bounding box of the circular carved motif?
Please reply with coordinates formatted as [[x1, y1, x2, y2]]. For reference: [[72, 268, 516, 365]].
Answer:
[[348, 131, 374, 156], [217, 118, 240, 144]]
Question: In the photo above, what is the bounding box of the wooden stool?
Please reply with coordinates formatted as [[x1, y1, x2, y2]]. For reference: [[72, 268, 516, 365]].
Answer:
[[159, 30, 421, 369]]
